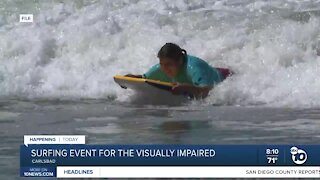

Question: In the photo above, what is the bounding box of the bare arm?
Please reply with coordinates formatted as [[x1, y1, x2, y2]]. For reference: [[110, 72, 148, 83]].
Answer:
[[172, 84, 212, 98]]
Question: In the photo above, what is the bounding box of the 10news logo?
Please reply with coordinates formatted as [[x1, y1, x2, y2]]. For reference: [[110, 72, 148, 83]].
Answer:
[[266, 146, 308, 165]]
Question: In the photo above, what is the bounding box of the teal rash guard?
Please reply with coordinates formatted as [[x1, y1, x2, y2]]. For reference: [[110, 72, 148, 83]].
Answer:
[[143, 55, 223, 87]]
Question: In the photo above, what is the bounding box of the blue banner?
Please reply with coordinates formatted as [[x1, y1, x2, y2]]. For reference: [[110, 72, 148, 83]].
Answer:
[[20, 144, 319, 167]]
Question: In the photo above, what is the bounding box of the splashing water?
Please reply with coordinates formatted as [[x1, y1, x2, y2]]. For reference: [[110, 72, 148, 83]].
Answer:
[[0, 0, 320, 107]]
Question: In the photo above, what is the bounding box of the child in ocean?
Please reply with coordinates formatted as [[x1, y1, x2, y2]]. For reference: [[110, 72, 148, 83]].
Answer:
[[126, 43, 232, 98]]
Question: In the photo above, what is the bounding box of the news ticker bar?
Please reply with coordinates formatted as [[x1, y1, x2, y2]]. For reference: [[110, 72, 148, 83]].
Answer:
[[39, 166, 320, 178]]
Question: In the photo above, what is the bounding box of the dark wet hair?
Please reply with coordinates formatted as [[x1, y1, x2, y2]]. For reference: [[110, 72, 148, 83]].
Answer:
[[157, 43, 187, 63]]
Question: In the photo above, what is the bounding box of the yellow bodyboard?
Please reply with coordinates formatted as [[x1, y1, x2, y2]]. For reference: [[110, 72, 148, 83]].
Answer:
[[114, 75, 174, 91]]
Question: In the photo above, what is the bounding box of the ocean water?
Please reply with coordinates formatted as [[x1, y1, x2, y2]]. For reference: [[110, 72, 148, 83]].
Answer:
[[1, 0, 320, 179]]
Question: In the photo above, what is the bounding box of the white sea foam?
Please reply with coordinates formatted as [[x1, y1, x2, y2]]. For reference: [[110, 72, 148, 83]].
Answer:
[[0, 0, 320, 107]]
